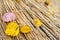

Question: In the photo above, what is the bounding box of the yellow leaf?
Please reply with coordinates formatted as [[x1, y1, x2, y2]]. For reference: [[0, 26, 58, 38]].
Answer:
[[33, 18, 42, 27], [20, 25, 31, 33], [45, 0, 50, 5]]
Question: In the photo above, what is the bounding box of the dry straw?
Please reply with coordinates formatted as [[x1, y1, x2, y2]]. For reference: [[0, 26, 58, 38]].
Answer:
[[0, 0, 60, 40]]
